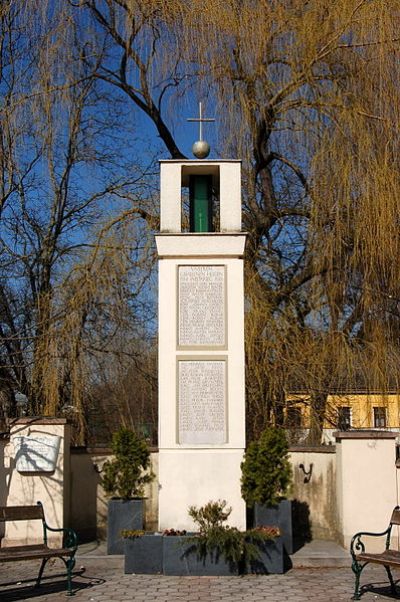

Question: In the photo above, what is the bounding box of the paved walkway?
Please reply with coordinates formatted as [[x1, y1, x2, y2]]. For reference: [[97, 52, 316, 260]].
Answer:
[[0, 542, 399, 601]]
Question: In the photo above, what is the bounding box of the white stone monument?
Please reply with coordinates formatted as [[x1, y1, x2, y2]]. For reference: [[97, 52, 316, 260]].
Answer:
[[156, 141, 247, 530]]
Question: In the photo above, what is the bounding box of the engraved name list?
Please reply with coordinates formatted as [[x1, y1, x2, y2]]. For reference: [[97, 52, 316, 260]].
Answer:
[[178, 265, 225, 347], [178, 360, 226, 445]]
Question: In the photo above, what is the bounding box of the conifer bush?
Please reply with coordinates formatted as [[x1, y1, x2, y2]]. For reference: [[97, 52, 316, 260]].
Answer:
[[241, 427, 292, 507], [187, 499, 279, 566], [101, 427, 154, 499]]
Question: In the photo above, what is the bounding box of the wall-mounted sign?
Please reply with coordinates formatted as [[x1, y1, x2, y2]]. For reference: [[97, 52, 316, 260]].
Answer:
[[178, 359, 227, 445], [178, 265, 226, 348], [12, 435, 61, 473]]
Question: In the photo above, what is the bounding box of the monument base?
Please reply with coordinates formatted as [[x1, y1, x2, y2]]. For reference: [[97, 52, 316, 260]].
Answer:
[[158, 449, 246, 531]]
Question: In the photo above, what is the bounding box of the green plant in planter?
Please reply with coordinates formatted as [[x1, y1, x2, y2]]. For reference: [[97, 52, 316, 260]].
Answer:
[[189, 499, 232, 531], [188, 500, 278, 566], [188, 500, 243, 563], [241, 427, 292, 507], [101, 427, 154, 499]]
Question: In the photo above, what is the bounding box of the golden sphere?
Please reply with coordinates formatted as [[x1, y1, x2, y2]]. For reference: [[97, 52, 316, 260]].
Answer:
[[192, 140, 210, 159]]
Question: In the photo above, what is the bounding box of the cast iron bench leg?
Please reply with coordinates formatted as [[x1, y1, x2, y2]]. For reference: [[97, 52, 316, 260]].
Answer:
[[351, 559, 364, 600], [64, 555, 76, 596], [384, 565, 397, 595], [35, 557, 49, 588]]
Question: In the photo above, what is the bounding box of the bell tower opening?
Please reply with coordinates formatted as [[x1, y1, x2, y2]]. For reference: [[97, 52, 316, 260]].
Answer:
[[189, 174, 212, 232]]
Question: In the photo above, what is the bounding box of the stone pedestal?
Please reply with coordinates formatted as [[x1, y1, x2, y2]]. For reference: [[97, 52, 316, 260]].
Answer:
[[4, 418, 70, 546], [335, 430, 398, 551], [156, 160, 246, 531]]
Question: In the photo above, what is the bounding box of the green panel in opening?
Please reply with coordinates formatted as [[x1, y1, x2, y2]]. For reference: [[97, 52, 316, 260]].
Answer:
[[189, 174, 213, 232]]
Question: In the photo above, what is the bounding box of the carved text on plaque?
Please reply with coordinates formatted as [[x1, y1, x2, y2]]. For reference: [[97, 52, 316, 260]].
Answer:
[[12, 435, 61, 473], [178, 360, 226, 444], [178, 265, 225, 347]]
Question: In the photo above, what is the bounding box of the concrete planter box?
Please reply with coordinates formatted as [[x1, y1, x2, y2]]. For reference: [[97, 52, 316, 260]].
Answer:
[[124, 534, 285, 575], [254, 500, 293, 555], [124, 534, 163, 574], [107, 498, 144, 555], [163, 536, 238, 576], [246, 536, 285, 574]]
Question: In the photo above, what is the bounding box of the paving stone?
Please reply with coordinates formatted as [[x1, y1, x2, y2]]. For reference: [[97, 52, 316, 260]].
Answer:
[[1, 558, 399, 601]]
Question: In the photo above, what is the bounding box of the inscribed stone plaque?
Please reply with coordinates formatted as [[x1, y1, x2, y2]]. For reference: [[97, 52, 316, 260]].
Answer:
[[178, 265, 226, 347], [178, 360, 226, 444], [13, 435, 61, 472]]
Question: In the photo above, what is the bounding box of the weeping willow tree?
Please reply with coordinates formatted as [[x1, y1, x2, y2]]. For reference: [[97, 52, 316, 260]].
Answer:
[[72, 0, 400, 442], [0, 1, 158, 442], [3, 0, 400, 442]]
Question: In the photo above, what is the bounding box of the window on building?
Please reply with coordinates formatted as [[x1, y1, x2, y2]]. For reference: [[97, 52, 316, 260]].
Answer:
[[286, 407, 302, 429], [337, 407, 351, 430], [373, 407, 387, 428]]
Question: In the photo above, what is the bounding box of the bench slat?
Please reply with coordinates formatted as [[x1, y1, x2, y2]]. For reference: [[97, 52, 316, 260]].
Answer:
[[0, 505, 44, 522], [357, 549, 400, 567], [0, 544, 47, 553], [0, 546, 74, 562]]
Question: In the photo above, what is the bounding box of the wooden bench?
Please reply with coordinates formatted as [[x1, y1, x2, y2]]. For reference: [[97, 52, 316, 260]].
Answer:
[[0, 502, 78, 596], [350, 506, 400, 600]]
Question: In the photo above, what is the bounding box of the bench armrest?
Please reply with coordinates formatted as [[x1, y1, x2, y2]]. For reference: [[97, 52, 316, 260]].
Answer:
[[350, 527, 391, 559], [44, 523, 78, 550]]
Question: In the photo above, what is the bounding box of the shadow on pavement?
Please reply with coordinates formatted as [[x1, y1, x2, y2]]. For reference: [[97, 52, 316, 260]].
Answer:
[[0, 569, 105, 600], [360, 578, 400, 600]]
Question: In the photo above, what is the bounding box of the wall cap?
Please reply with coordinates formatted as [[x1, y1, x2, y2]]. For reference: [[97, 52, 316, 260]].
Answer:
[[334, 429, 399, 440], [71, 446, 159, 454], [289, 445, 336, 453], [8, 417, 68, 426], [159, 159, 241, 164]]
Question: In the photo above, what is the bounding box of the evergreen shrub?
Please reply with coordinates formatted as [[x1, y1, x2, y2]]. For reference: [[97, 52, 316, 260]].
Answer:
[[101, 427, 154, 499], [241, 427, 292, 507]]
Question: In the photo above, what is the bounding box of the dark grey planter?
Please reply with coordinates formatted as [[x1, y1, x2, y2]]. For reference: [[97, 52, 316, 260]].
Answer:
[[107, 498, 144, 555], [124, 535, 163, 574], [162, 536, 239, 576], [123, 533, 286, 575], [254, 499, 293, 555], [247, 536, 285, 574]]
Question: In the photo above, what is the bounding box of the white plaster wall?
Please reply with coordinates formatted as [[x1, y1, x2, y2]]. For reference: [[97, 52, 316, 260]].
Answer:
[[69, 450, 159, 539], [157, 253, 246, 450], [160, 162, 182, 232], [160, 160, 242, 233], [219, 163, 241, 232], [4, 420, 69, 546], [158, 450, 245, 531], [156, 234, 246, 257], [0, 439, 8, 508], [289, 449, 337, 540], [157, 204, 246, 529], [70, 451, 106, 541], [336, 434, 398, 551]]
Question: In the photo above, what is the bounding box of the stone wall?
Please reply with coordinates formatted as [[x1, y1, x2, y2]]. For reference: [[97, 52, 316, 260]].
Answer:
[[289, 446, 337, 541], [1, 435, 399, 547], [69, 449, 159, 541], [1, 419, 69, 546], [69, 446, 337, 542], [335, 431, 398, 551]]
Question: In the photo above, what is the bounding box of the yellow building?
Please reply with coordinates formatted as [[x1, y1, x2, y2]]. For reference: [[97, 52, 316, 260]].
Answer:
[[287, 392, 400, 443]]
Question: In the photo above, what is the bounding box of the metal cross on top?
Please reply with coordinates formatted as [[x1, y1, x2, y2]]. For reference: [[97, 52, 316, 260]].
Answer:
[[187, 102, 215, 141], [187, 102, 215, 159]]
